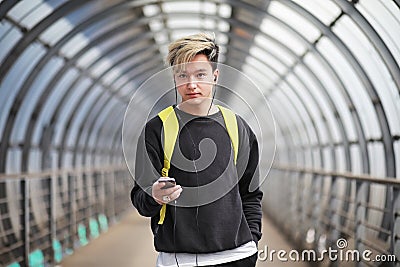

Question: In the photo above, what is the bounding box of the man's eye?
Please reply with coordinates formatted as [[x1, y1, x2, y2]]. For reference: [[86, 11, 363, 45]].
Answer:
[[178, 74, 187, 79], [197, 73, 207, 79]]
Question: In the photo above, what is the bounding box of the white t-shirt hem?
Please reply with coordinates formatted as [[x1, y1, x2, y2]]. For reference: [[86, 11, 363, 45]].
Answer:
[[156, 241, 257, 267]]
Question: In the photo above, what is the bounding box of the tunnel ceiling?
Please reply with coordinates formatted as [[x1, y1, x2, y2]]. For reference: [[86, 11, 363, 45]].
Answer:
[[0, 0, 399, 179]]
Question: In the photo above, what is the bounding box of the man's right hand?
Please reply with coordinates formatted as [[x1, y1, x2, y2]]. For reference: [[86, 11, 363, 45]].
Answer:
[[152, 179, 182, 205]]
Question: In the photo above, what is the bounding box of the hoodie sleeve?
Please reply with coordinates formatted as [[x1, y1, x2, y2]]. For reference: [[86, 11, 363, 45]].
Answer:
[[236, 116, 263, 243], [130, 118, 163, 217]]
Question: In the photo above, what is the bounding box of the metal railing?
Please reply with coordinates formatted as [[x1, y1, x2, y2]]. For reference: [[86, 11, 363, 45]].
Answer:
[[0, 165, 133, 267], [263, 164, 399, 267]]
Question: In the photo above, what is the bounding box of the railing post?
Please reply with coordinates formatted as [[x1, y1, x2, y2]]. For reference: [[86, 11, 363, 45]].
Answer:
[[100, 170, 106, 215], [329, 175, 341, 243], [355, 181, 367, 267], [389, 185, 399, 267], [50, 174, 57, 265], [312, 174, 322, 246], [68, 173, 77, 249], [298, 171, 306, 241], [110, 170, 116, 223], [21, 178, 30, 267]]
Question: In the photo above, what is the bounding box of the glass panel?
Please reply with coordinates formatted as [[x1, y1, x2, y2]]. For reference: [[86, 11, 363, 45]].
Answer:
[[286, 73, 322, 147], [89, 98, 121, 147], [260, 17, 306, 55], [395, 141, 400, 179], [202, 2, 217, 15], [119, 83, 134, 98], [278, 90, 305, 151], [103, 67, 122, 87], [334, 15, 400, 135], [102, 48, 156, 87], [10, 57, 64, 144], [254, 33, 296, 66], [39, 17, 74, 45], [281, 82, 313, 147], [357, 0, 400, 67], [368, 142, 386, 177], [0, 42, 45, 140], [216, 32, 228, 44], [171, 30, 201, 40], [0, 22, 23, 63], [87, 94, 115, 148], [290, 0, 341, 25], [269, 1, 321, 42], [43, 1, 125, 47], [54, 77, 92, 146], [59, 2, 126, 59], [32, 68, 79, 145], [249, 46, 287, 75], [350, 144, 362, 174], [235, 8, 260, 28], [218, 3, 232, 18], [77, 92, 109, 147], [322, 147, 333, 171], [0, 20, 12, 40], [76, 47, 101, 68], [20, 1, 65, 29], [60, 32, 90, 58], [149, 19, 164, 31], [8, 0, 42, 21], [241, 64, 273, 93], [28, 149, 41, 172], [66, 85, 102, 147], [113, 75, 131, 92], [317, 37, 381, 140], [167, 17, 201, 29], [162, 1, 201, 13], [304, 53, 358, 142], [312, 147, 321, 167], [268, 91, 293, 153], [294, 64, 342, 144], [91, 58, 113, 77], [203, 18, 216, 29], [142, 4, 160, 17], [245, 56, 280, 84], [6, 148, 22, 174], [218, 20, 230, 32], [62, 151, 72, 168], [335, 146, 346, 172]]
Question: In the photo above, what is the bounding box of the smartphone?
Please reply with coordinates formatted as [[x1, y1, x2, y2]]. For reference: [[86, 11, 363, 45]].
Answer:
[[158, 177, 176, 189]]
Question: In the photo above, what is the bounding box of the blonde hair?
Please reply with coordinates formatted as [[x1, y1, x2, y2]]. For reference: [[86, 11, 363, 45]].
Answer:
[[166, 33, 219, 68]]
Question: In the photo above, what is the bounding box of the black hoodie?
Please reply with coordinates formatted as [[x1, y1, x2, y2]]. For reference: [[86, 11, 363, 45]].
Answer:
[[131, 108, 262, 253]]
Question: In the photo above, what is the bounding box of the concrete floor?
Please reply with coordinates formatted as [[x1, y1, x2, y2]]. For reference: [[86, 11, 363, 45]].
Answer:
[[61, 209, 309, 267]]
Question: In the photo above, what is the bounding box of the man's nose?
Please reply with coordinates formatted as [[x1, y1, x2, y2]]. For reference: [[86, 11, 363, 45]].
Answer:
[[187, 77, 197, 89]]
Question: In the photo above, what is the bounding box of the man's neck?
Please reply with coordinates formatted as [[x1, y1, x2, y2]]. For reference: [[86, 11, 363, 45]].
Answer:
[[177, 101, 219, 116]]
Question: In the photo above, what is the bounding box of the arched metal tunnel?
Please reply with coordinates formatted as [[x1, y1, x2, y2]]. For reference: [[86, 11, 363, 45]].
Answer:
[[0, 0, 399, 266]]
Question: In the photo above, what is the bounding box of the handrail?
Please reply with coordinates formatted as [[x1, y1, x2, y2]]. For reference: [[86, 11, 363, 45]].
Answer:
[[0, 164, 128, 181], [272, 163, 400, 187]]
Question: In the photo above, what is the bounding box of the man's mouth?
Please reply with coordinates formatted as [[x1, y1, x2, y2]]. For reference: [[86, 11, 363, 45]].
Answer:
[[187, 93, 201, 98]]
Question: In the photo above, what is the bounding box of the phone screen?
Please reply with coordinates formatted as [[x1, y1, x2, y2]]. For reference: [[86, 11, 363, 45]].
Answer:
[[159, 177, 176, 189]]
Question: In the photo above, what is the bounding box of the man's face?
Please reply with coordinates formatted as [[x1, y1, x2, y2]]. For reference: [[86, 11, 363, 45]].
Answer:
[[174, 54, 218, 105]]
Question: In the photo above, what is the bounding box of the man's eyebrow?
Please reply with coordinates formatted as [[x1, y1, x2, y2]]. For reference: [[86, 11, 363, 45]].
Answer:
[[175, 68, 208, 73], [194, 69, 208, 72]]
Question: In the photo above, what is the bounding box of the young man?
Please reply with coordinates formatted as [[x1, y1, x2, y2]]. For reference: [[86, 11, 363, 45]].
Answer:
[[131, 33, 262, 267]]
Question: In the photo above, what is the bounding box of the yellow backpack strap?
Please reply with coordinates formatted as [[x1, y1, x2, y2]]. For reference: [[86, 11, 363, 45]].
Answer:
[[157, 106, 179, 224], [217, 105, 239, 165]]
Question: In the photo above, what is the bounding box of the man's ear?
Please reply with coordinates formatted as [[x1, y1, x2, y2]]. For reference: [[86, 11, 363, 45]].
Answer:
[[213, 69, 219, 82]]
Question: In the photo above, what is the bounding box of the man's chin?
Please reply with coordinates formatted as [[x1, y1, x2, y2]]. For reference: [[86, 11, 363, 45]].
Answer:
[[183, 97, 209, 105]]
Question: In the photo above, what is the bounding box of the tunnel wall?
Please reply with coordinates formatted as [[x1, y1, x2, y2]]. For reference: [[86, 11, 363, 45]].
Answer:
[[0, 0, 399, 266]]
